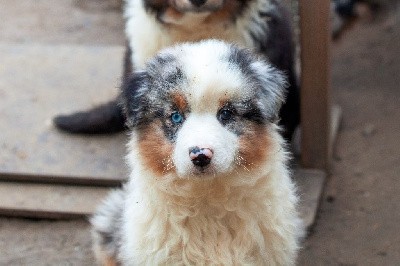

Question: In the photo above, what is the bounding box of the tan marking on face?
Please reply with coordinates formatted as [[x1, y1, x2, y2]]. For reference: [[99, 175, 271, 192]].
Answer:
[[237, 124, 272, 171], [163, 6, 185, 22], [171, 92, 188, 111], [104, 255, 118, 266], [218, 97, 230, 109], [138, 121, 175, 176], [163, 0, 247, 45], [204, 0, 243, 23], [104, 257, 118, 266]]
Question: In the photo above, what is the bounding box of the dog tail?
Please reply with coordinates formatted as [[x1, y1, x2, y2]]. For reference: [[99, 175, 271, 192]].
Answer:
[[91, 189, 125, 265], [53, 99, 126, 134]]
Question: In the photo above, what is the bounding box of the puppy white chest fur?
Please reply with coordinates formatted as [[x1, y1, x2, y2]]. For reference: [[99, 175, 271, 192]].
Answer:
[[121, 148, 300, 265]]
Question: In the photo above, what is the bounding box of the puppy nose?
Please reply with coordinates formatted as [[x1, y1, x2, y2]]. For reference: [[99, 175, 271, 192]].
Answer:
[[190, 0, 207, 7], [189, 146, 213, 167]]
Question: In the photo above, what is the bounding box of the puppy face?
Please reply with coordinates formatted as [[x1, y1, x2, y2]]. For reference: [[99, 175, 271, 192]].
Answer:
[[122, 40, 287, 179]]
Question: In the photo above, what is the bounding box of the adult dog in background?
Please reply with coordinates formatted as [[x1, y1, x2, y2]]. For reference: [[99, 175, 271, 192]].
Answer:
[[54, 0, 300, 141], [91, 40, 303, 265]]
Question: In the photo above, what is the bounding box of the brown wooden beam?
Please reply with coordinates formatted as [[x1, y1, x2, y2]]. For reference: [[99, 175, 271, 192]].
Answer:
[[299, 0, 332, 171]]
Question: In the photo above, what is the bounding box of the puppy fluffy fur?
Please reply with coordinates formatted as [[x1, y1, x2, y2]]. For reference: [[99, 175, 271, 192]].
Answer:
[[91, 40, 303, 265]]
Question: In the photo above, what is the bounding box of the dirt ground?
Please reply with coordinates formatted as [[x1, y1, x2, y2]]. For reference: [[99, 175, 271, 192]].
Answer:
[[0, 0, 399, 265], [299, 2, 400, 265]]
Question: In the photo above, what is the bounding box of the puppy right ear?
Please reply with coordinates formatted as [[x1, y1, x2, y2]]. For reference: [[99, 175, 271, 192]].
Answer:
[[120, 71, 150, 128]]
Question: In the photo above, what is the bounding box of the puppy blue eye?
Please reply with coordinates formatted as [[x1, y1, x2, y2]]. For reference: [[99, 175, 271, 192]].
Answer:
[[219, 109, 234, 121], [171, 112, 183, 124]]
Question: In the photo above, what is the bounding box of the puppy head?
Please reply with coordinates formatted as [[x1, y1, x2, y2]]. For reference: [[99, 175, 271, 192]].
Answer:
[[122, 40, 287, 179]]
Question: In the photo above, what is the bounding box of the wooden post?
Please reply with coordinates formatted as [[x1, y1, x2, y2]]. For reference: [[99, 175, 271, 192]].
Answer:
[[299, 0, 332, 171]]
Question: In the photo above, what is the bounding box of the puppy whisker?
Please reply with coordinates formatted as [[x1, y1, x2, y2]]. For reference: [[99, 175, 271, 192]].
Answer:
[[234, 154, 253, 172], [162, 156, 175, 174]]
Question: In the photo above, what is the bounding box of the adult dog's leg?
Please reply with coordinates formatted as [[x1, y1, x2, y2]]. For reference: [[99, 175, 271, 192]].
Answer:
[[53, 44, 133, 134]]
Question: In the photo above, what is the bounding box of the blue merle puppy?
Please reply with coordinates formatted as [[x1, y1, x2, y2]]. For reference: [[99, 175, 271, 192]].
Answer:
[[91, 40, 303, 265]]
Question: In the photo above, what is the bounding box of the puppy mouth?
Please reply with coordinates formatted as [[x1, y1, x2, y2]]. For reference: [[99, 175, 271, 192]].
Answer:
[[169, 0, 223, 13]]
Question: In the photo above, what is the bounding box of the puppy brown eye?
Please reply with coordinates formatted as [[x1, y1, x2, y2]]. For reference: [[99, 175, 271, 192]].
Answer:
[[218, 109, 234, 121]]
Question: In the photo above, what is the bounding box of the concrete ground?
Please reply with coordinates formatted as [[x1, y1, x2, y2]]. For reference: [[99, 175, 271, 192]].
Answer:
[[0, 0, 399, 265]]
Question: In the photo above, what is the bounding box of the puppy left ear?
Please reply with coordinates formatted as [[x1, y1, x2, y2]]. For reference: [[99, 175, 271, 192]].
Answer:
[[120, 71, 150, 128], [250, 61, 288, 122]]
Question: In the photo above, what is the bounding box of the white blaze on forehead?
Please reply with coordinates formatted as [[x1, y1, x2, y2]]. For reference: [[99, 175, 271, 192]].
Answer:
[[175, 41, 251, 112]]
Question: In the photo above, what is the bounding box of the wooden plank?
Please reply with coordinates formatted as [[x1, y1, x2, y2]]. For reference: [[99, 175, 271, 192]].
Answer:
[[299, 0, 332, 170], [0, 182, 111, 219], [0, 44, 128, 182], [294, 168, 326, 230]]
